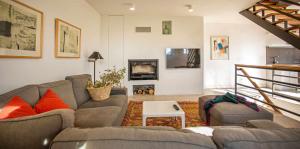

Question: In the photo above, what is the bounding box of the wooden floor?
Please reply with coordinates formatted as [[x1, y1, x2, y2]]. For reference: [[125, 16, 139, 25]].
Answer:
[[129, 89, 300, 128]]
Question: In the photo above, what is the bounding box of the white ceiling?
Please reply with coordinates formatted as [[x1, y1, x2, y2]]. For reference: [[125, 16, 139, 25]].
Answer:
[[86, 0, 259, 17]]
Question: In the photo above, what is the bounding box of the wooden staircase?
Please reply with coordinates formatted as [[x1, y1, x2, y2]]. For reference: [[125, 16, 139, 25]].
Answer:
[[240, 0, 300, 49]]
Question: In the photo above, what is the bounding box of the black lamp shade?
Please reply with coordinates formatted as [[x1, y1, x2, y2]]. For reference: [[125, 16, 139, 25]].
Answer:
[[88, 51, 103, 60]]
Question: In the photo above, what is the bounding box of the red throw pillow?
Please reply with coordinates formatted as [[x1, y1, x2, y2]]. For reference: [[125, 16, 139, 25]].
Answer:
[[35, 89, 70, 113], [0, 96, 37, 119]]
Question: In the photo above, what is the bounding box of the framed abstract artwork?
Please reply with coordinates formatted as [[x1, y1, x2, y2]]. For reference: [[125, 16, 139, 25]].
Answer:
[[210, 36, 229, 60], [0, 0, 43, 58], [162, 21, 172, 35], [55, 18, 81, 58]]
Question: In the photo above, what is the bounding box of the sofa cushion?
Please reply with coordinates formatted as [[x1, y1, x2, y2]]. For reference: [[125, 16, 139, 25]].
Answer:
[[0, 85, 40, 107], [65, 74, 91, 106], [75, 106, 121, 128], [79, 95, 127, 109], [38, 80, 77, 109], [199, 95, 273, 126], [210, 102, 273, 125], [35, 89, 70, 113], [51, 127, 217, 149], [0, 96, 37, 119], [213, 127, 300, 149]]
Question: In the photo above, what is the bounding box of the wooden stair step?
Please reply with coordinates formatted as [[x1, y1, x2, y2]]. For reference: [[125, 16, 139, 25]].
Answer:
[[288, 20, 300, 26], [265, 9, 298, 14], [262, 10, 299, 19], [286, 25, 300, 31], [272, 19, 300, 26], [260, 1, 277, 5], [268, 5, 289, 9], [259, 1, 290, 7], [252, 5, 286, 14], [262, 13, 281, 19], [276, 14, 300, 20]]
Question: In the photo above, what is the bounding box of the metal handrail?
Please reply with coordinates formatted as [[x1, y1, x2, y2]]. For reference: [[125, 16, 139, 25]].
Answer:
[[237, 92, 300, 117], [237, 83, 300, 102], [235, 64, 300, 117], [237, 74, 300, 87], [274, 73, 300, 79]]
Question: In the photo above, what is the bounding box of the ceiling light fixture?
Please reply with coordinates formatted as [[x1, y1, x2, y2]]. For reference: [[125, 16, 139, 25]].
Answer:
[[129, 5, 135, 11], [124, 3, 135, 11], [185, 4, 194, 12]]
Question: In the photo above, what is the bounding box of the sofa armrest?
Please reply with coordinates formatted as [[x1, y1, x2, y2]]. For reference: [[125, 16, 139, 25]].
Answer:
[[246, 120, 284, 129], [110, 87, 127, 96], [213, 127, 300, 149], [0, 109, 75, 149]]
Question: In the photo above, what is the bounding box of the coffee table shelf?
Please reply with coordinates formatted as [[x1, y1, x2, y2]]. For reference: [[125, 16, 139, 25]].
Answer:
[[142, 101, 185, 128]]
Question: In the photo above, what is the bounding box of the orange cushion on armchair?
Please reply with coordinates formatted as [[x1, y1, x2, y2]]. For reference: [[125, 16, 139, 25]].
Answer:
[[0, 96, 37, 119], [35, 89, 70, 113]]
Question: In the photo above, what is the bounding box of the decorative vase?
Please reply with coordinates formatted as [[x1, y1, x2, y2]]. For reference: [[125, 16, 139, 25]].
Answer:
[[87, 85, 112, 101]]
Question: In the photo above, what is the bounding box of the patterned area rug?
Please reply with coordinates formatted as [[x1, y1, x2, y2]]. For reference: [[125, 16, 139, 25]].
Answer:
[[121, 101, 206, 129]]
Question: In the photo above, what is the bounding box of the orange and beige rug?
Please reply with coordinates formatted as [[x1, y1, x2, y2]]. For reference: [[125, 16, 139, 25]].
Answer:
[[121, 101, 206, 129]]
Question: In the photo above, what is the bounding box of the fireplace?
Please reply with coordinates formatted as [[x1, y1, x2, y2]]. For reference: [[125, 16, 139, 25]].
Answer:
[[128, 59, 159, 80]]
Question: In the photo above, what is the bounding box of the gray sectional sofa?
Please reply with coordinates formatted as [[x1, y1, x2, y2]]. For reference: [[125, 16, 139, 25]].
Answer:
[[0, 74, 299, 149], [50, 124, 300, 149], [0, 74, 128, 149]]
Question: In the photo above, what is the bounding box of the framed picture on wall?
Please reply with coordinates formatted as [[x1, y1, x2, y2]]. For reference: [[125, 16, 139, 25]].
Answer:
[[210, 36, 229, 60], [55, 18, 81, 58], [162, 21, 172, 35], [0, 0, 43, 58]]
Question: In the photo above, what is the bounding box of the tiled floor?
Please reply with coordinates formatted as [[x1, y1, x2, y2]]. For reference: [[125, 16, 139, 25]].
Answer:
[[128, 89, 300, 128]]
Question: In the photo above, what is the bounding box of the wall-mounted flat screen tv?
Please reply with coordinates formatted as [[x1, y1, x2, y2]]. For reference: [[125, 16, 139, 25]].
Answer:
[[166, 48, 200, 69]]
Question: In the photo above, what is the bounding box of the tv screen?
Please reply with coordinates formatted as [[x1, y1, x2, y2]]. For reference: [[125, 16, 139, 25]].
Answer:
[[166, 48, 200, 68]]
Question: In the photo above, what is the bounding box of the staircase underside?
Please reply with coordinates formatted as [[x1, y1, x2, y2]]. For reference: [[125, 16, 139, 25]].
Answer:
[[240, 10, 300, 49], [240, 0, 300, 49]]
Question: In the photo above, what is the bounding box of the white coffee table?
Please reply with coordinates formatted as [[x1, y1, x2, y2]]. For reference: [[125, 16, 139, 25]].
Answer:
[[142, 101, 185, 128]]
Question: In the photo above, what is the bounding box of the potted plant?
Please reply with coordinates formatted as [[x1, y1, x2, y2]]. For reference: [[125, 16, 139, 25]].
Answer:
[[87, 67, 126, 101]]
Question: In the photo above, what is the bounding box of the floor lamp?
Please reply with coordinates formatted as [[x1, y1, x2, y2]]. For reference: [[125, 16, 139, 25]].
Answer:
[[88, 51, 104, 85]]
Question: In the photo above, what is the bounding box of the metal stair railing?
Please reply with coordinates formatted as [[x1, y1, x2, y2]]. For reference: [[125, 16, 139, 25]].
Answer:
[[235, 64, 300, 117]]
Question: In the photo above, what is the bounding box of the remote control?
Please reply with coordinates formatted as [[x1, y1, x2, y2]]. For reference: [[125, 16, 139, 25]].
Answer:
[[173, 104, 179, 111]]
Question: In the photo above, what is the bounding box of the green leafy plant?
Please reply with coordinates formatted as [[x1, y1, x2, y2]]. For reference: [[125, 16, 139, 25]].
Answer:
[[87, 67, 126, 88]]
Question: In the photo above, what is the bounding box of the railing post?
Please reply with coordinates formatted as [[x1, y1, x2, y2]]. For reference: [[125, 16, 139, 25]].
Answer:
[[235, 65, 237, 95]]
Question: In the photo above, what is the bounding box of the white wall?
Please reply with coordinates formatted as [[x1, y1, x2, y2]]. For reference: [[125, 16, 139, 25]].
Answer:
[[203, 17, 267, 88], [101, 15, 204, 95], [0, 0, 101, 94]]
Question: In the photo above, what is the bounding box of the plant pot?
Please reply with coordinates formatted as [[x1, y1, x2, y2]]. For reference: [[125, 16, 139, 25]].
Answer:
[[87, 85, 112, 101]]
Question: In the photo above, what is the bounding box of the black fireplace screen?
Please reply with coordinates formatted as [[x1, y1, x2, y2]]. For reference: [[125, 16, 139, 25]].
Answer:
[[128, 59, 159, 80]]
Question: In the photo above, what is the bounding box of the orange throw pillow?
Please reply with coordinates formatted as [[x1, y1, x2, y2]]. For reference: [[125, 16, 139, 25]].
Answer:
[[0, 96, 37, 120], [35, 89, 70, 113]]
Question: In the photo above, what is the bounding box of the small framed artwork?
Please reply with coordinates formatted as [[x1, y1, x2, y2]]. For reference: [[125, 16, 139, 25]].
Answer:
[[0, 0, 43, 58], [211, 36, 229, 60], [162, 21, 172, 35], [55, 18, 81, 58]]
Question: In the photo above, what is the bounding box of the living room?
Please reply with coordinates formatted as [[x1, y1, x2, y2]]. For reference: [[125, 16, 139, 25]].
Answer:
[[0, 0, 299, 149]]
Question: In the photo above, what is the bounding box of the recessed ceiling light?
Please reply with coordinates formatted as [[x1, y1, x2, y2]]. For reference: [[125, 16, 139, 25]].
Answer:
[[129, 5, 135, 11], [185, 4, 194, 12], [124, 3, 135, 11]]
